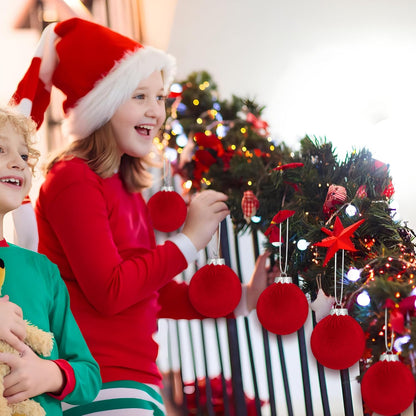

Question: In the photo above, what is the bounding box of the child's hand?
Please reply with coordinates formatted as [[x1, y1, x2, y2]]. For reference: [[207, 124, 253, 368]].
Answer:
[[182, 190, 230, 251], [1, 344, 64, 403], [0, 296, 27, 352], [246, 251, 279, 312]]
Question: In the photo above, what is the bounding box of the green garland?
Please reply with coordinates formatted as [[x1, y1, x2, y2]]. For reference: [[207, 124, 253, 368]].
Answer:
[[162, 70, 416, 370]]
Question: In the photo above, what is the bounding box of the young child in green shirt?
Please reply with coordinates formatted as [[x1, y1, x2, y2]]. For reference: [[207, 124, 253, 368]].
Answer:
[[0, 105, 101, 415]]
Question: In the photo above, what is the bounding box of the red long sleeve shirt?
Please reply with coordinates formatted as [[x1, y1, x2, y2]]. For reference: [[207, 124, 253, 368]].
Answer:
[[35, 157, 204, 387]]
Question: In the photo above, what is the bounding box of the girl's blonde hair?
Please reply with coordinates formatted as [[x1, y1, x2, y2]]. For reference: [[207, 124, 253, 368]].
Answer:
[[45, 120, 154, 192], [0, 105, 40, 172]]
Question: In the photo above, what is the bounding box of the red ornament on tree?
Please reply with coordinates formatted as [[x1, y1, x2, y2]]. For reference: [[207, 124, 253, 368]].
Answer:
[[383, 180, 395, 199], [264, 210, 296, 245], [241, 190, 260, 224], [355, 184, 367, 199], [148, 186, 187, 232], [189, 259, 242, 318], [323, 184, 347, 215], [256, 276, 309, 335], [314, 216, 365, 266], [310, 308, 365, 369], [361, 353, 416, 416]]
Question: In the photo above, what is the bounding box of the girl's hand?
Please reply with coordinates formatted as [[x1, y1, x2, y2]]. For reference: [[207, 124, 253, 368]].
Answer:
[[0, 296, 26, 352], [182, 190, 230, 251], [246, 251, 279, 312], [1, 344, 64, 403]]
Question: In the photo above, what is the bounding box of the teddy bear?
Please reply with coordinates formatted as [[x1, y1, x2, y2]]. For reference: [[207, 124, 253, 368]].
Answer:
[[0, 259, 54, 416]]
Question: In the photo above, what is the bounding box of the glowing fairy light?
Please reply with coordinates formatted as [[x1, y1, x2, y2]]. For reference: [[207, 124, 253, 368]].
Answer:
[[345, 204, 358, 217], [297, 239, 310, 251], [216, 124, 227, 137], [171, 120, 184, 135], [357, 291, 371, 306], [251, 216, 261, 223], [394, 335, 411, 352], [347, 268, 361, 282], [193, 99, 199, 106], [176, 134, 188, 147], [164, 147, 177, 162], [184, 180, 192, 190]]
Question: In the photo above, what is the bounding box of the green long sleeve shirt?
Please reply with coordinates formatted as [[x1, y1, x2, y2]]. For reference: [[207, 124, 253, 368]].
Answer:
[[0, 241, 101, 415]]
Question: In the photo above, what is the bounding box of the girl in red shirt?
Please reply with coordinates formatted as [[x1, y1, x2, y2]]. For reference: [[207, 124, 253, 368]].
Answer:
[[11, 18, 274, 415]]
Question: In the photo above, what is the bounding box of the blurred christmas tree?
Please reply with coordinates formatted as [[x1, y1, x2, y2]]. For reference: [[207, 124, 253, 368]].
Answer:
[[159, 70, 416, 376]]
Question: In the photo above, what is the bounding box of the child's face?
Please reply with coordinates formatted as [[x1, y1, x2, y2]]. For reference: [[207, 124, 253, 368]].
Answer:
[[110, 70, 166, 158], [0, 122, 32, 215]]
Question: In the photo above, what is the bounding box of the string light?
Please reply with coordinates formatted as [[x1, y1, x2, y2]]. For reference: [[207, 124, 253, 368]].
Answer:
[[345, 204, 358, 217], [357, 291, 371, 306], [183, 180, 192, 190], [297, 239, 310, 251], [347, 268, 361, 282]]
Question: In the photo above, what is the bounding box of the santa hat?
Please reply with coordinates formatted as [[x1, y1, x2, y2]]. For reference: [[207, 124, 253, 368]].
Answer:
[[11, 17, 176, 139]]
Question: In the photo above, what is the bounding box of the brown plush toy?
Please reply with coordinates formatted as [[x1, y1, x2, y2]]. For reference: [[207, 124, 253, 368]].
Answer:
[[0, 259, 54, 416]]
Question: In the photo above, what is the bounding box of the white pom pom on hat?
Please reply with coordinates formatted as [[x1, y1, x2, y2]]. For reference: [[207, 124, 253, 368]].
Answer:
[[11, 17, 176, 140]]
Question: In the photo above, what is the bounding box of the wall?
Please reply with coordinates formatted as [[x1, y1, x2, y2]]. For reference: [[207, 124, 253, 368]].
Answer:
[[167, 0, 416, 230]]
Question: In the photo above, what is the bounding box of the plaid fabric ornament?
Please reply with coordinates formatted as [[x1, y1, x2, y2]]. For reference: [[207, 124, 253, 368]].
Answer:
[[323, 184, 347, 214], [241, 191, 259, 223]]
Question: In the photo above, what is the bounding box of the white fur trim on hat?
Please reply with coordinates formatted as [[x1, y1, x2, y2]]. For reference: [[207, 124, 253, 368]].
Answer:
[[63, 46, 176, 140]]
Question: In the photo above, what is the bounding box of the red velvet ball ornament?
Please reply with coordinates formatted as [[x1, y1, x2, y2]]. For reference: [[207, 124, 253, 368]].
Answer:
[[148, 187, 187, 232], [189, 259, 242, 318], [310, 308, 365, 370], [256, 277, 309, 335], [361, 353, 416, 416]]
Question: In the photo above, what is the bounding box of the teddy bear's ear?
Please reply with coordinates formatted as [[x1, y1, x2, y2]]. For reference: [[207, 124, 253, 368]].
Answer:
[[24, 321, 54, 357]]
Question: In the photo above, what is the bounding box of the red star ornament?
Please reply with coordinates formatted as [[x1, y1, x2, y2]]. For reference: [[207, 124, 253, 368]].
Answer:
[[314, 217, 365, 266]]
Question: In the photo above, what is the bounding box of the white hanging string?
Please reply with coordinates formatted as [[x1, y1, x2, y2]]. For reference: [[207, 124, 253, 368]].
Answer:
[[333, 249, 345, 307], [278, 218, 290, 277], [162, 156, 173, 190], [208, 223, 225, 265]]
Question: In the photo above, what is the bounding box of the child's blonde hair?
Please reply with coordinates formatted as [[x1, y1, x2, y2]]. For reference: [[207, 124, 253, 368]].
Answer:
[[0, 105, 40, 172], [45, 121, 154, 192]]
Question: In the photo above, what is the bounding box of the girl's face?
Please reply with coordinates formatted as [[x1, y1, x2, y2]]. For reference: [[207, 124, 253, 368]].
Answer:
[[0, 122, 32, 216], [110, 71, 166, 159]]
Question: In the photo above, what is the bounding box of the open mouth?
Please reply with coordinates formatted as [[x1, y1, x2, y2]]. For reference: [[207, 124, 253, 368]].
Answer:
[[135, 124, 153, 136], [0, 177, 22, 187]]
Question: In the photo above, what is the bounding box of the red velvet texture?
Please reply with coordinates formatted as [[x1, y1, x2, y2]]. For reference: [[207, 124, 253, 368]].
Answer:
[[189, 264, 242, 318], [361, 359, 416, 416], [310, 313, 365, 369], [256, 282, 309, 335], [148, 190, 187, 232]]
